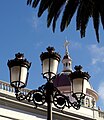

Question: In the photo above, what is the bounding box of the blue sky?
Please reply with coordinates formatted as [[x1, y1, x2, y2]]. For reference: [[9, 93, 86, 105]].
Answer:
[[0, 1, 104, 110]]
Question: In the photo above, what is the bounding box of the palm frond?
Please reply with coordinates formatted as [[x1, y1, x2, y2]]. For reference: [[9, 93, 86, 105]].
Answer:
[[92, 2, 100, 42], [99, 1, 104, 29], [38, 0, 52, 17], [47, 0, 56, 27], [27, 0, 32, 5], [101, 13, 104, 30], [47, 0, 65, 28], [77, 0, 93, 38], [32, 0, 41, 8], [61, 0, 79, 32], [27, 0, 104, 42], [53, 9, 61, 32], [76, 1, 83, 31]]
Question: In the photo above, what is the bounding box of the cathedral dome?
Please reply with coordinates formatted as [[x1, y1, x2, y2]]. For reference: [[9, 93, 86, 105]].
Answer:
[[53, 40, 72, 92], [53, 73, 71, 87], [53, 40, 98, 108]]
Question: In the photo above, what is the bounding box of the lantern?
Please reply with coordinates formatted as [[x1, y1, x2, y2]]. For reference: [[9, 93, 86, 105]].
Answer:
[[40, 47, 61, 80], [7, 53, 31, 88], [70, 65, 90, 100]]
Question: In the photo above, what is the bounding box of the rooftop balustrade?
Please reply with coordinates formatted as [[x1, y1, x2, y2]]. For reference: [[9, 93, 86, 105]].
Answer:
[[0, 80, 30, 96]]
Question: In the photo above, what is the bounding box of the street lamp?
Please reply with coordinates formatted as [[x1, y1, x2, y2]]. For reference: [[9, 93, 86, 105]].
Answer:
[[7, 53, 31, 88], [70, 65, 90, 104], [7, 47, 90, 120], [40, 46, 61, 80]]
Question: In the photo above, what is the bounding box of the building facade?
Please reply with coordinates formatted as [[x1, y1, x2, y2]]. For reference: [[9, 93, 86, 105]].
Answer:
[[0, 41, 104, 120], [0, 80, 104, 120]]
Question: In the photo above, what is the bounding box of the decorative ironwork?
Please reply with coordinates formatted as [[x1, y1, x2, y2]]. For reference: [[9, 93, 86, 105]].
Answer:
[[15, 81, 82, 110]]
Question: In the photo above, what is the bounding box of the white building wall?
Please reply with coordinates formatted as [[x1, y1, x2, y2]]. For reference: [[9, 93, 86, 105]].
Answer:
[[0, 80, 104, 120], [0, 105, 46, 120]]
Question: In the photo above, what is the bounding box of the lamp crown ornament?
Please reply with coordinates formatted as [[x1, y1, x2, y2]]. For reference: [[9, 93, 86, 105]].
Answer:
[[74, 65, 82, 71], [71, 65, 90, 80], [15, 52, 24, 60], [8, 52, 31, 69], [47, 46, 55, 53], [40, 46, 61, 62]]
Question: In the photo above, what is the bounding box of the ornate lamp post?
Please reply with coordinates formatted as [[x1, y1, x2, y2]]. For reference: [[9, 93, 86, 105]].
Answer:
[[7, 47, 90, 120]]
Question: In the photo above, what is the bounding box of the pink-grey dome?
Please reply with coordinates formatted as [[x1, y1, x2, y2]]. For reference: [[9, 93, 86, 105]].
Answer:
[[53, 73, 71, 87]]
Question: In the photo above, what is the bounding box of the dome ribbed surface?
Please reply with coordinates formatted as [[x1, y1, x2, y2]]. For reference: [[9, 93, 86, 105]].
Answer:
[[53, 73, 71, 87]]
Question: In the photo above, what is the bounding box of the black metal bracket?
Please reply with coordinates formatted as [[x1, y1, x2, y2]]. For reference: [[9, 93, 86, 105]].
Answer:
[[15, 81, 83, 110]]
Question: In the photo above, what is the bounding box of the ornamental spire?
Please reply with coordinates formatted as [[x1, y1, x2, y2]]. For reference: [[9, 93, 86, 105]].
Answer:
[[62, 40, 72, 73], [64, 40, 70, 55]]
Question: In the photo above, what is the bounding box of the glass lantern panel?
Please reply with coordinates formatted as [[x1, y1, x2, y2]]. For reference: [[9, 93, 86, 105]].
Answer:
[[11, 66, 20, 83], [20, 66, 28, 86], [83, 78, 87, 95], [50, 58, 58, 78], [42, 58, 58, 79], [72, 78, 84, 94], [42, 58, 49, 78]]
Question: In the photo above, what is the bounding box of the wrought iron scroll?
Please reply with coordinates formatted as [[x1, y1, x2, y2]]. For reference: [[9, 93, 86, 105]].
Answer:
[[15, 82, 82, 110]]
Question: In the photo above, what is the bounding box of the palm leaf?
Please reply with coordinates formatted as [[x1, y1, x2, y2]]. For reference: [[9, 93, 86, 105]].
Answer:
[[52, 9, 62, 32], [76, 1, 83, 31], [47, 0, 56, 27], [32, 0, 41, 8], [61, 0, 79, 32], [47, 0, 65, 28], [99, 1, 104, 29], [27, 0, 104, 42], [92, 2, 100, 42], [77, 0, 93, 38], [27, 0, 32, 5], [101, 12, 104, 30], [38, 0, 52, 17]]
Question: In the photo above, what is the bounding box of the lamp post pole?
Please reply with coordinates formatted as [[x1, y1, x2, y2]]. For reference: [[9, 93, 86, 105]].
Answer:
[[47, 94, 52, 120], [47, 51, 52, 120], [46, 82, 53, 120]]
